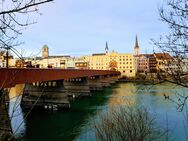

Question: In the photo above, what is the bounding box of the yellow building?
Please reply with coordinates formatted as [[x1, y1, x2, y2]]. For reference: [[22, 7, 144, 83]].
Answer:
[[83, 50, 136, 78], [0, 50, 14, 67]]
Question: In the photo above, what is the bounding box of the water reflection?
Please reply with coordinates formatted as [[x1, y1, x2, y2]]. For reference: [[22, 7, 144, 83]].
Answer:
[[8, 84, 25, 138], [76, 82, 188, 141], [8, 82, 188, 141], [9, 96, 25, 138], [8, 84, 24, 99], [108, 83, 137, 106]]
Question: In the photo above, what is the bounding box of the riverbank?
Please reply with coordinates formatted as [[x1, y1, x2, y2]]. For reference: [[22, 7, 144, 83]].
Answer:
[[118, 77, 162, 84]]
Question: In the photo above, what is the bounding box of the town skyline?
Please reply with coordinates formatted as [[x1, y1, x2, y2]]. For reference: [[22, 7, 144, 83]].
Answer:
[[16, 0, 167, 57]]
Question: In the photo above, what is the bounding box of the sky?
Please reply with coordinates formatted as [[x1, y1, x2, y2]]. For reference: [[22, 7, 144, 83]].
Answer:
[[17, 0, 169, 57]]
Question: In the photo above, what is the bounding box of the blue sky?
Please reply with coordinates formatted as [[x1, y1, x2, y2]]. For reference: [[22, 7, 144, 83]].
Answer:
[[18, 0, 168, 57]]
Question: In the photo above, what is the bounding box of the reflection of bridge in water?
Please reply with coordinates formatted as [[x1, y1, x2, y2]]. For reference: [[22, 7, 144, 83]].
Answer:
[[0, 68, 120, 140]]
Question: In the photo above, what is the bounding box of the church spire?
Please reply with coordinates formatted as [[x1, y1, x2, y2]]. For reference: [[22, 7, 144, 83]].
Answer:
[[134, 35, 140, 55], [105, 41, 109, 54], [134, 35, 139, 49]]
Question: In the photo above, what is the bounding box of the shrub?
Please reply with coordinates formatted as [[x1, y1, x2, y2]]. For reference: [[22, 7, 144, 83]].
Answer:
[[92, 106, 168, 141]]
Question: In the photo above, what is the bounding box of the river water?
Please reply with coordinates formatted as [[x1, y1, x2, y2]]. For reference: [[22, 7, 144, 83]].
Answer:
[[9, 82, 188, 141]]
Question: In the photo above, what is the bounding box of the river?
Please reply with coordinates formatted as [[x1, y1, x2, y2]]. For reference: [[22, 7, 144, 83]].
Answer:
[[9, 82, 188, 141]]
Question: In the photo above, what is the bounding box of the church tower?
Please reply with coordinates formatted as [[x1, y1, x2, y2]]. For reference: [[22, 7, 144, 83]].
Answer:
[[42, 45, 49, 58], [134, 35, 140, 55], [105, 41, 109, 54]]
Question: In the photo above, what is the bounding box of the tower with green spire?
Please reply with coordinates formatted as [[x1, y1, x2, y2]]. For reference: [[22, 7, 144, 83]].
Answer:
[[42, 45, 49, 58], [134, 35, 140, 55]]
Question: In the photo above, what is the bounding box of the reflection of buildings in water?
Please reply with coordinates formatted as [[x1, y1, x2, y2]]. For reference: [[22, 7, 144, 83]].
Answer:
[[108, 96, 135, 106], [107, 82, 184, 108], [108, 83, 137, 106], [8, 84, 26, 138], [137, 83, 177, 96], [8, 84, 25, 99], [134, 82, 183, 108], [9, 96, 26, 138]]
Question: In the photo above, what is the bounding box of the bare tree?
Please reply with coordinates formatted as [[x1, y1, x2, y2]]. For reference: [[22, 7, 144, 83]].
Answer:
[[152, 0, 188, 110], [92, 106, 169, 141], [0, 0, 53, 140], [0, 0, 53, 67]]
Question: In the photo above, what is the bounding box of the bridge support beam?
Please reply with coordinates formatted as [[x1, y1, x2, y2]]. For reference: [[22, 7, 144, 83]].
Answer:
[[20, 74, 120, 110], [87, 75, 119, 91], [0, 89, 14, 141], [21, 80, 70, 110], [64, 77, 91, 98], [97, 76, 112, 87], [88, 76, 104, 91], [105, 75, 120, 84]]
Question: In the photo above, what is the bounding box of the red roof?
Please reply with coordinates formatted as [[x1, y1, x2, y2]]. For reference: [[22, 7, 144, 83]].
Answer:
[[154, 53, 172, 60]]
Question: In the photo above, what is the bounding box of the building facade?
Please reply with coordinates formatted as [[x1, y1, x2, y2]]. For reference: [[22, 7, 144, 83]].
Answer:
[[83, 51, 136, 77], [0, 50, 14, 67], [137, 54, 157, 73], [31, 56, 72, 68], [154, 53, 173, 72], [135, 53, 172, 73], [42, 45, 49, 58]]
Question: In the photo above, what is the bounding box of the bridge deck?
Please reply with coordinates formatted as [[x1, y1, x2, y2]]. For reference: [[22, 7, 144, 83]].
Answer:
[[0, 68, 120, 88]]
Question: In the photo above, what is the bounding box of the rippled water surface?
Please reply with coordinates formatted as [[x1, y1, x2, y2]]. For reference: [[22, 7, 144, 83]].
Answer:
[[9, 82, 188, 141]]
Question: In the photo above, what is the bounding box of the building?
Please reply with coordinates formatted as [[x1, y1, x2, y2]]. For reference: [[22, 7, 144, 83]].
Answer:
[[0, 51, 3, 67], [135, 53, 173, 73], [137, 54, 157, 73], [0, 50, 14, 67], [30, 46, 89, 69], [32, 55, 72, 68], [148, 54, 157, 73], [154, 53, 173, 72], [137, 54, 149, 73], [42, 45, 49, 58], [83, 49, 136, 77]]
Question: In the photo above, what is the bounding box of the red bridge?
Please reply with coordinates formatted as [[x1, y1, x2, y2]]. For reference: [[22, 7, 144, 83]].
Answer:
[[0, 68, 120, 88]]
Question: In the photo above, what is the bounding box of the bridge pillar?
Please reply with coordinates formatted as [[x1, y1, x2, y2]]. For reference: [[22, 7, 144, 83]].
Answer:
[[64, 77, 91, 98], [0, 89, 14, 141], [87, 76, 104, 91], [21, 80, 70, 110], [98, 75, 112, 87], [88, 75, 119, 91], [105, 75, 120, 84]]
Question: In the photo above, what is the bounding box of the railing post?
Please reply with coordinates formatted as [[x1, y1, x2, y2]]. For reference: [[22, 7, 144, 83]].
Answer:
[[0, 89, 14, 141]]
